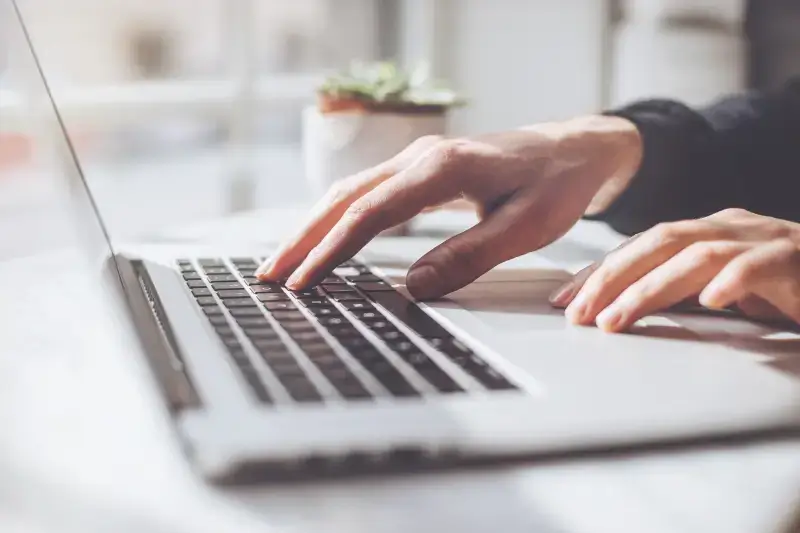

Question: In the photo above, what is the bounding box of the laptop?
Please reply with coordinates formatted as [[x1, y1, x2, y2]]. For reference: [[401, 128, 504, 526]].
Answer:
[[8, 0, 800, 484]]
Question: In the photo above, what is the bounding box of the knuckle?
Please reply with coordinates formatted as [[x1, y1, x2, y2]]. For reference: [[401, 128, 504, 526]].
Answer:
[[412, 134, 445, 149], [325, 179, 350, 202], [581, 264, 615, 296], [648, 220, 706, 246], [343, 198, 382, 227], [715, 207, 751, 219], [727, 261, 757, 287], [774, 238, 798, 255], [427, 139, 469, 171], [684, 241, 724, 265]]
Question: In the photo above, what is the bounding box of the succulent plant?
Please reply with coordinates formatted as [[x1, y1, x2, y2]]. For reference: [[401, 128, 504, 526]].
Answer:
[[317, 61, 464, 112]]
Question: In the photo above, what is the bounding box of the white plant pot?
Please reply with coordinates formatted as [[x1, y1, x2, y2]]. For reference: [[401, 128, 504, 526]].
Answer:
[[303, 106, 447, 236]]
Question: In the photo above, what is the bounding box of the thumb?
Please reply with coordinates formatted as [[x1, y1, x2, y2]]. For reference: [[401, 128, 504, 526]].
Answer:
[[406, 198, 528, 300]]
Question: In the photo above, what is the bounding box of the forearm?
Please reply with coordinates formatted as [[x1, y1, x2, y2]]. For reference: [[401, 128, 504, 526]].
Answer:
[[585, 78, 800, 235]]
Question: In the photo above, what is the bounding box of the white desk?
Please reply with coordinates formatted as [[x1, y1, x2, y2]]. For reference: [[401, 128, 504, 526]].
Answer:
[[2, 207, 799, 533]]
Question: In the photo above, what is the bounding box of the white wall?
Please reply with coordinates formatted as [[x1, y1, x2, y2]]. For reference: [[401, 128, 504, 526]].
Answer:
[[442, 0, 608, 134]]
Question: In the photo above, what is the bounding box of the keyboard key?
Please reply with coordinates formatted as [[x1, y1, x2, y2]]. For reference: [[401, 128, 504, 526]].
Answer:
[[250, 285, 284, 294], [191, 288, 212, 297], [322, 284, 356, 293], [288, 330, 323, 343], [195, 296, 218, 306], [318, 316, 348, 327], [368, 291, 450, 337], [252, 339, 287, 352], [207, 274, 238, 282], [221, 337, 242, 349], [244, 328, 280, 339], [337, 337, 373, 350], [352, 310, 381, 321], [346, 274, 382, 283], [369, 364, 420, 398], [288, 287, 324, 298], [211, 281, 243, 290], [349, 348, 384, 365], [230, 257, 256, 265], [198, 258, 225, 267], [436, 339, 517, 391], [280, 377, 322, 403], [296, 297, 329, 307], [341, 301, 374, 311], [271, 310, 307, 322], [366, 320, 392, 331], [321, 276, 346, 284], [378, 330, 403, 342], [216, 289, 251, 299], [326, 325, 362, 338], [203, 306, 224, 316], [240, 368, 272, 404], [223, 298, 257, 308], [228, 348, 251, 366], [263, 301, 295, 311], [259, 350, 296, 367], [203, 266, 230, 275], [357, 281, 394, 292], [229, 307, 265, 317], [244, 277, 267, 285], [207, 315, 229, 326], [280, 321, 318, 332], [183, 272, 202, 280], [330, 293, 365, 302], [215, 325, 235, 337], [234, 317, 271, 327], [269, 360, 307, 379], [186, 280, 207, 288], [306, 306, 338, 317], [237, 269, 257, 277], [257, 293, 291, 302]]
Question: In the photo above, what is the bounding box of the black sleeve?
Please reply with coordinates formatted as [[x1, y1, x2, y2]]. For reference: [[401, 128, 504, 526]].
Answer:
[[586, 77, 800, 236]]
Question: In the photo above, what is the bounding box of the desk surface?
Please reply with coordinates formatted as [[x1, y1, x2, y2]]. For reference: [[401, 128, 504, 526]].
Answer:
[[2, 207, 799, 533]]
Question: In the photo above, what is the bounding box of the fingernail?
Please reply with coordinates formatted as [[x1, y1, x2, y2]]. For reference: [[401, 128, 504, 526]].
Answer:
[[406, 265, 440, 299], [596, 307, 623, 332], [285, 272, 302, 289], [565, 293, 588, 324], [255, 260, 273, 278], [549, 281, 576, 307]]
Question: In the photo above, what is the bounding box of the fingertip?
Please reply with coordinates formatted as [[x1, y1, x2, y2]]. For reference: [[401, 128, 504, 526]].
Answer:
[[596, 307, 625, 333], [406, 265, 442, 300], [549, 280, 576, 308]]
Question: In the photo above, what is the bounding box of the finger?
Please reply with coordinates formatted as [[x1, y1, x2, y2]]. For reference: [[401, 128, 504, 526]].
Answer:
[[735, 294, 787, 321], [700, 239, 800, 324], [285, 142, 468, 288], [594, 240, 750, 332], [406, 192, 537, 299], [549, 262, 597, 308], [565, 220, 727, 325], [257, 135, 442, 281]]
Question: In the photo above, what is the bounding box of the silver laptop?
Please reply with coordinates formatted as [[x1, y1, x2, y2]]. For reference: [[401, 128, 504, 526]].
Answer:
[[9, 0, 800, 484]]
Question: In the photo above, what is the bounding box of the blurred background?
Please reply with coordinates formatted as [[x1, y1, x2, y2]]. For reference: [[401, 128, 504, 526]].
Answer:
[[1, 0, 800, 257]]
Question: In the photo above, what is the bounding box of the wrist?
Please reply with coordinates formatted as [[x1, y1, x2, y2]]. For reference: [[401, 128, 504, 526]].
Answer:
[[574, 115, 643, 215]]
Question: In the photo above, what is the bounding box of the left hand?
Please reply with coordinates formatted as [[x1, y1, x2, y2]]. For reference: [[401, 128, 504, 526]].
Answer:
[[549, 209, 800, 332]]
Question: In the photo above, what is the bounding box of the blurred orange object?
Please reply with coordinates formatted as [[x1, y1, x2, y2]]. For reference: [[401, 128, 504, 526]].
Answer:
[[0, 133, 32, 171]]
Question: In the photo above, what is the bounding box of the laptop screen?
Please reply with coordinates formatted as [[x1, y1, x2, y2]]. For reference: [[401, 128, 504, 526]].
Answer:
[[2, 0, 121, 272]]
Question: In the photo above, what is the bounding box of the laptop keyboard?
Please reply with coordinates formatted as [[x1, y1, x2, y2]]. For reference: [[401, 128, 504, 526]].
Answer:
[[178, 257, 518, 405]]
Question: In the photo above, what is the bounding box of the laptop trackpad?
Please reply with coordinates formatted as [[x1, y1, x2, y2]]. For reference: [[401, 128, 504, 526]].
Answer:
[[415, 269, 572, 333]]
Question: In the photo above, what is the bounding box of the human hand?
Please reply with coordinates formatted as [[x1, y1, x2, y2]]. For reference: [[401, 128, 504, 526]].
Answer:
[[550, 208, 800, 331], [257, 115, 642, 299]]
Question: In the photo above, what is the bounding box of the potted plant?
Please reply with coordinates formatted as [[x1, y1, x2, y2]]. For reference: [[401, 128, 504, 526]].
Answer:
[[303, 61, 464, 234]]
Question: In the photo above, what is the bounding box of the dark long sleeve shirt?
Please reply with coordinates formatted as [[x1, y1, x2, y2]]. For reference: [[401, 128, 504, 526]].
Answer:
[[588, 77, 800, 236]]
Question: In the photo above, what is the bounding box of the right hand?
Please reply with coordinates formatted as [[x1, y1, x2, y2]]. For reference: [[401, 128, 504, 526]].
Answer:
[[257, 115, 643, 300]]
